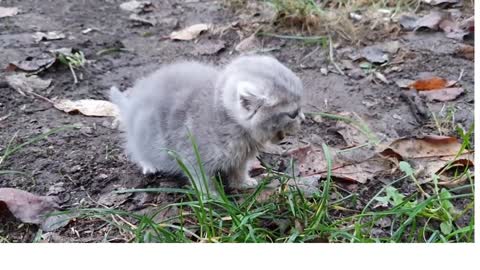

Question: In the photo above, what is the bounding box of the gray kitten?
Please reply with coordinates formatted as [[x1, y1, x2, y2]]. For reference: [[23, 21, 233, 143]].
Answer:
[[110, 55, 304, 194]]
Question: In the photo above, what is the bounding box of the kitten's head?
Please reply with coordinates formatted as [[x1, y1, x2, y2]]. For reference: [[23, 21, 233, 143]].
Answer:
[[217, 55, 304, 144]]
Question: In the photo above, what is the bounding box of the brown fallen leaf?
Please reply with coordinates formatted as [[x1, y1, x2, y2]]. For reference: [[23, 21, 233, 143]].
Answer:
[[0, 6, 18, 18], [0, 188, 58, 225], [439, 18, 469, 40], [408, 76, 448, 90], [380, 135, 474, 184], [334, 112, 371, 146], [6, 53, 56, 73], [53, 99, 120, 117], [414, 11, 447, 32], [379, 135, 465, 159], [6, 73, 52, 96], [454, 44, 474, 60], [285, 144, 391, 184], [418, 87, 464, 101], [169, 24, 210, 41]]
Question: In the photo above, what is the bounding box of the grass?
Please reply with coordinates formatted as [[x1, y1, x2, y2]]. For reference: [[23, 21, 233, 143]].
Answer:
[[55, 49, 86, 84], [0, 119, 474, 243], [227, 0, 422, 44], [50, 119, 473, 243]]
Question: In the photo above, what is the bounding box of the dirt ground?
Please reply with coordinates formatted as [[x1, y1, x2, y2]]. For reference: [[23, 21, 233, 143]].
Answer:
[[0, 0, 474, 242]]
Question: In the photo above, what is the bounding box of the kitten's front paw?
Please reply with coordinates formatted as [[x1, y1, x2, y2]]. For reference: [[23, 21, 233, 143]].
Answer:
[[141, 165, 156, 175], [234, 177, 259, 190]]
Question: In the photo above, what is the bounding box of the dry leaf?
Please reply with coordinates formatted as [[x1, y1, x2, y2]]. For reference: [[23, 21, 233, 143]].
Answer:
[[395, 78, 415, 88], [379, 135, 474, 184], [6, 53, 56, 73], [398, 14, 419, 31], [98, 191, 132, 207], [379, 135, 464, 159], [169, 24, 210, 41], [0, 6, 18, 18], [32, 31, 66, 43], [454, 44, 474, 60], [120, 1, 153, 13], [335, 112, 371, 146], [422, 0, 460, 6], [360, 46, 389, 64], [286, 145, 391, 184], [6, 73, 52, 96], [235, 34, 261, 52], [54, 99, 120, 117], [414, 11, 447, 32], [192, 40, 225, 55], [129, 13, 156, 26], [439, 18, 469, 40], [0, 188, 58, 225], [408, 76, 448, 90], [418, 87, 464, 101]]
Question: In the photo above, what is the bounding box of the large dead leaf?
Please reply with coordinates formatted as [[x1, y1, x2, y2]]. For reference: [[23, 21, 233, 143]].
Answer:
[[0, 188, 58, 226], [54, 99, 120, 117], [379, 135, 474, 184], [439, 18, 469, 40], [6, 73, 52, 96], [169, 24, 210, 41], [418, 87, 464, 101], [285, 145, 392, 184], [6, 53, 56, 73], [0, 6, 18, 18], [380, 135, 464, 159]]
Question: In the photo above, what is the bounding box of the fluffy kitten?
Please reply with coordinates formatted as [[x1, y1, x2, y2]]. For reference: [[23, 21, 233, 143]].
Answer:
[[110, 55, 304, 194]]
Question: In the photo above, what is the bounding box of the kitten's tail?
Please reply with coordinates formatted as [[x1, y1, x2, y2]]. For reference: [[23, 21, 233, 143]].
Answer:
[[109, 86, 128, 111]]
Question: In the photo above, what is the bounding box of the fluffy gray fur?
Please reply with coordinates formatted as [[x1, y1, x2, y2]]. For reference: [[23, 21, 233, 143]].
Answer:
[[110, 55, 304, 194]]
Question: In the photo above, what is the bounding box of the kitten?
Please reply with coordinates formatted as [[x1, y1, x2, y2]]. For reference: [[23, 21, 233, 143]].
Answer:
[[110, 55, 304, 194]]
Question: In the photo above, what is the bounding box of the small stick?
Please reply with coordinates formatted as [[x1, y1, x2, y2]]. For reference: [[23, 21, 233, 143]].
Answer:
[[328, 35, 345, 76], [457, 68, 465, 83], [68, 63, 79, 84], [30, 91, 54, 104]]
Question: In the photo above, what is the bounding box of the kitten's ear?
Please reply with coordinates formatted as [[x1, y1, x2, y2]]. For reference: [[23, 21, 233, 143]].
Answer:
[[237, 81, 265, 111]]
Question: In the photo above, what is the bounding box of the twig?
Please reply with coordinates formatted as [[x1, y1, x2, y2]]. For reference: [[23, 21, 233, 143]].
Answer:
[[30, 91, 54, 104], [457, 68, 465, 83], [0, 113, 11, 122], [328, 35, 345, 76], [68, 63, 79, 84]]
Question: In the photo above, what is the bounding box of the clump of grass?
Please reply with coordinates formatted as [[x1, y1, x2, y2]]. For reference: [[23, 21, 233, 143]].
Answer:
[[223, 0, 248, 10], [55, 49, 86, 84], [62, 125, 474, 243], [270, 0, 323, 33], [259, 0, 422, 44]]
